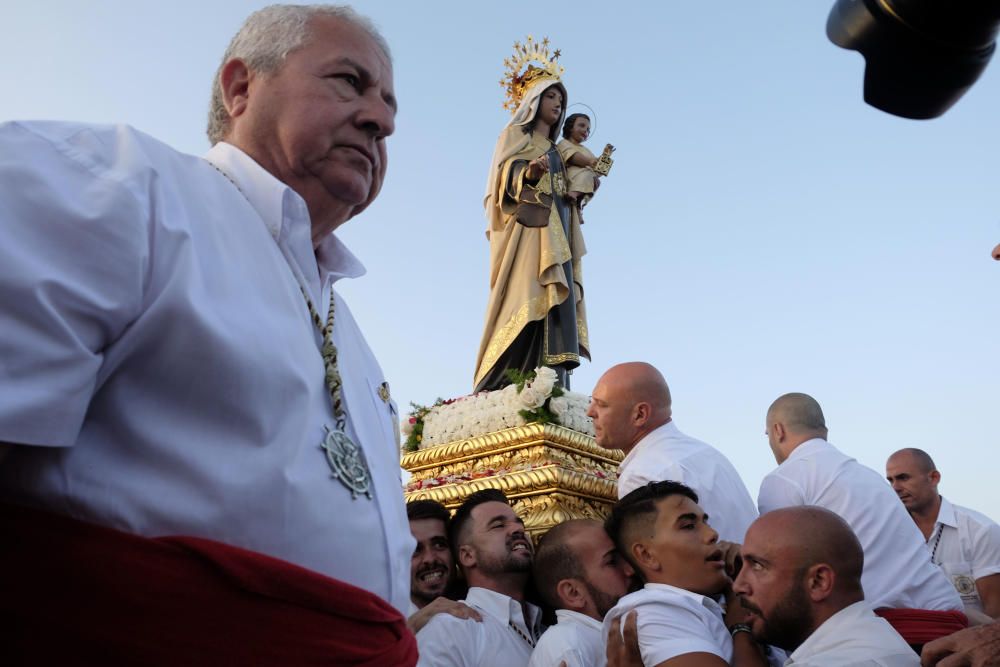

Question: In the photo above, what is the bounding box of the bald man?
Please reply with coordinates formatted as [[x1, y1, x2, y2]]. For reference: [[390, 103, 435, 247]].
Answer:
[[529, 519, 633, 667], [759, 393, 963, 648], [587, 362, 757, 543], [886, 448, 1000, 620], [734, 507, 917, 664]]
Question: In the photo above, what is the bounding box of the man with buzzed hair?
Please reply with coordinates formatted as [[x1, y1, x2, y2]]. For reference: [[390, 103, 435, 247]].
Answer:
[[734, 506, 917, 664], [587, 362, 757, 543], [603, 481, 770, 666], [886, 448, 1000, 620], [760, 393, 964, 648], [529, 519, 633, 667], [416, 488, 541, 667]]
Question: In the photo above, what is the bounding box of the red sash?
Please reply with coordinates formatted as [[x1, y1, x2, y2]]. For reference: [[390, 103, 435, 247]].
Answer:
[[0, 503, 417, 665], [875, 607, 969, 645]]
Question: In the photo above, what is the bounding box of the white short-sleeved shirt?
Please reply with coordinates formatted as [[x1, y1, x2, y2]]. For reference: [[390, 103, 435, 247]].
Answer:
[[603, 583, 732, 665], [618, 421, 759, 543], [416, 587, 543, 667], [929, 497, 1000, 614], [785, 600, 918, 666], [0, 122, 414, 613], [529, 609, 605, 667], [758, 439, 960, 611]]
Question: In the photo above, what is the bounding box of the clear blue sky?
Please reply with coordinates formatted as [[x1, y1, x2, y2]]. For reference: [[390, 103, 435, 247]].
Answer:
[[3, 1, 997, 518]]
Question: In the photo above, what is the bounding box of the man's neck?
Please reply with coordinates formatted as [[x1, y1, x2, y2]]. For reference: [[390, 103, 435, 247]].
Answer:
[[910, 494, 942, 540], [622, 417, 671, 456], [468, 573, 527, 602]]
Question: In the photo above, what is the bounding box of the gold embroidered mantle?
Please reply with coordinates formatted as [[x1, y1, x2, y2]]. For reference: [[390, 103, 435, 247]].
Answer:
[[402, 423, 622, 539]]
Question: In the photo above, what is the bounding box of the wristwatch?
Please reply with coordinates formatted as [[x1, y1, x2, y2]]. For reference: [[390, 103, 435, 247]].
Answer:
[[728, 623, 753, 638]]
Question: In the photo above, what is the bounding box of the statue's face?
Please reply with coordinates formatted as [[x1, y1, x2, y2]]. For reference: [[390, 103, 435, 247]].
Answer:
[[536, 86, 563, 127], [570, 116, 590, 143]]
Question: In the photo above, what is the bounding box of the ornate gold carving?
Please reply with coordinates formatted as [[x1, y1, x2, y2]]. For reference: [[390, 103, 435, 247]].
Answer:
[[501, 36, 565, 112], [403, 424, 623, 539]]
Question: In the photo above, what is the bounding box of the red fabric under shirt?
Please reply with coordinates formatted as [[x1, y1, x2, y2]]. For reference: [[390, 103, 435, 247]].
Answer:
[[874, 606, 969, 645], [0, 502, 417, 665]]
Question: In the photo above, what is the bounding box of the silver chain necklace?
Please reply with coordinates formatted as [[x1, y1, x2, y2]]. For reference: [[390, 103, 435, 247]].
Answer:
[[209, 161, 372, 499]]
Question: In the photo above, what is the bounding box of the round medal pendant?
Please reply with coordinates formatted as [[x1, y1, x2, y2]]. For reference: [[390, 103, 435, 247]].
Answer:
[[320, 426, 372, 499]]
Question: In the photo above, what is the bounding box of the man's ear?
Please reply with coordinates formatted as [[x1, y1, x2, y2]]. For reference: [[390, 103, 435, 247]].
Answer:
[[458, 544, 476, 570], [633, 402, 651, 427], [220, 58, 253, 123], [773, 422, 786, 442], [929, 470, 941, 486], [556, 578, 587, 612], [804, 563, 835, 602], [632, 541, 659, 573]]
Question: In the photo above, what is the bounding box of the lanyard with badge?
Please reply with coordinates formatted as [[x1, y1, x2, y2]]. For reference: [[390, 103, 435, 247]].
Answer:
[[208, 160, 373, 500]]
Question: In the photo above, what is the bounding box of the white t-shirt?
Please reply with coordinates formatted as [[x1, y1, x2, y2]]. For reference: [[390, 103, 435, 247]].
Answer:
[[0, 122, 413, 613], [416, 587, 543, 667], [758, 439, 960, 611], [618, 421, 759, 543], [603, 583, 732, 665], [785, 600, 918, 666], [529, 609, 605, 667], [929, 497, 1000, 615]]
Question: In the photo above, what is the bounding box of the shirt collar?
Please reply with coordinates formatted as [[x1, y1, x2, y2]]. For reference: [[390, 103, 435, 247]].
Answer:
[[787, 600, 871, 662], [203, 141, 365, 285], [643, 582, 725, 615], [937, 496, 958, 529], [466, 587, 543, 632], [785, 437, 829, 463], [554, 609, 603, 631], [620, 420, 678, 469]]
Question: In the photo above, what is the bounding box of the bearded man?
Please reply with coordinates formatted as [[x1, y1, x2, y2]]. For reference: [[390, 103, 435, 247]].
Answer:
[[416, 489, 542, 667]]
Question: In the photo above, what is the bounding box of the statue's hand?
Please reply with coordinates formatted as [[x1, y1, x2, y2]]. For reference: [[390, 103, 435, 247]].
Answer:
[[525, 155, 550, 181]]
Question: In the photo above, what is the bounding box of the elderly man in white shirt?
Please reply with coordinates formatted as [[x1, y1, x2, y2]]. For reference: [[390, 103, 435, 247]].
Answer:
[[529, 519, 633, 667], [734, 506, 918, 666], [602, 480, 769, 667], [0, 5, 416, 663], [886, 448, 1000, 621], [759, 393, 964, 649], [416, 489, 542, 667], [588, 362, 758, 544]]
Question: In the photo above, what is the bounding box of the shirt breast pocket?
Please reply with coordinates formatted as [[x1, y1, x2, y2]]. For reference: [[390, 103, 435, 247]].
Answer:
[[940, 560, 980, 605]]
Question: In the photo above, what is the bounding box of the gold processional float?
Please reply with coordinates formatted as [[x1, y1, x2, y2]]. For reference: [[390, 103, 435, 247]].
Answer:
[[402, 422, 622, 542], [402, 36, 617, 539]]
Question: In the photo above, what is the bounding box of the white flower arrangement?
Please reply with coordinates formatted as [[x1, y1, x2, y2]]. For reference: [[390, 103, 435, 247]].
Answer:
[[403, 367, 595, 451]]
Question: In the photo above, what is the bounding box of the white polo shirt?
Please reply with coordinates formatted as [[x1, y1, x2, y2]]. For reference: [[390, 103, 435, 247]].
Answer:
[[416, 587, 543, 667], [0, 122, 413, 613], [758, 439, 960, 611], [603, 583, 732, 665], [618, 421, 759, 543], [529, 609, 605, 667], [785, 600, 918, 666], [929, 497, 1000, 615]]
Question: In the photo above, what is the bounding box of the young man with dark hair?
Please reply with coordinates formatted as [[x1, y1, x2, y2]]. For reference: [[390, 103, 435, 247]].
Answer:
[[603, 481, 768, 666], [417, 488, 541, 667]]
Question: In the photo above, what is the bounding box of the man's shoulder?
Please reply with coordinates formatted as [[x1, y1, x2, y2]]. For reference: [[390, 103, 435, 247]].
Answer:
[[611, 584, 708, 616], [1, 121, 197, 177], [951, 501, 1000, 531]]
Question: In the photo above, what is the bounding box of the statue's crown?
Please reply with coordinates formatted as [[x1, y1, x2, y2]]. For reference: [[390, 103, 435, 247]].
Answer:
[[500, 35, 564, 113]]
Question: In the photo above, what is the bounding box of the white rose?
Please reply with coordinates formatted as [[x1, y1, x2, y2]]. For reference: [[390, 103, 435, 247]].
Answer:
[[531, 367, 557, 395], [519, 386, 546, 410]]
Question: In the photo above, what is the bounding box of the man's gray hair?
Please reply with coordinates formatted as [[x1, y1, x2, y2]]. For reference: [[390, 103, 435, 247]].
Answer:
[[207, 4, 391, 145]]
